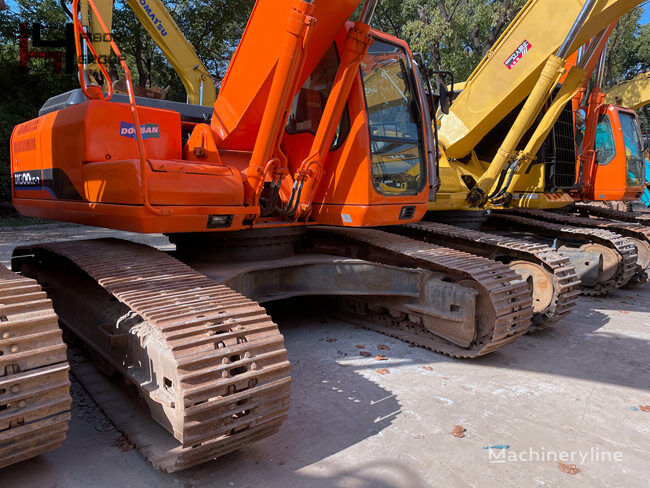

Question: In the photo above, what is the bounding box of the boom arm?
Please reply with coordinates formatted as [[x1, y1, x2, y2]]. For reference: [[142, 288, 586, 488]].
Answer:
[[605, 72, 650, 110], [438, 0, 643, 161], [438, 0, 643, 206]]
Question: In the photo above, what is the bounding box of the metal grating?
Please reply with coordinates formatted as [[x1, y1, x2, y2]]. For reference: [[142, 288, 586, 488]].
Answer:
[[544, 101, 577, 191]]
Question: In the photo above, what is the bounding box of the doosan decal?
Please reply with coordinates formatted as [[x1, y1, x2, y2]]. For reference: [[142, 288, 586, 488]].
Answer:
[[120, 121, 160, 140], [505, 40, 532, 70]]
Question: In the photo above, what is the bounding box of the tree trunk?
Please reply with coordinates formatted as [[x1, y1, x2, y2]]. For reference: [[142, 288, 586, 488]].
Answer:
[[134, 25, 148, 88]]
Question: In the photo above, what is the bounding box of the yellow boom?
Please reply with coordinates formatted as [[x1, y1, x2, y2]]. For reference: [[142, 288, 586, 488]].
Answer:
[[605, 71, 650, 110], [432, 0, 643, 209]]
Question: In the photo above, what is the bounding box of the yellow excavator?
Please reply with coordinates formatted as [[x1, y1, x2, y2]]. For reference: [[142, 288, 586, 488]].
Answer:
[[394, 0, 648, 320]]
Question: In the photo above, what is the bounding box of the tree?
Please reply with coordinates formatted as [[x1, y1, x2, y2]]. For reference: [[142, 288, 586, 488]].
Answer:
[[604, 6, 646, 87], [379, 0, 526, 81], [0, 1, 78, 201]]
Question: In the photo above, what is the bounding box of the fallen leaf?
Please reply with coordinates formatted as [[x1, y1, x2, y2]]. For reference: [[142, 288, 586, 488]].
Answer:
[[450, 425, 466, 438], [442, 377, 450, 380], [640, 405, 650, 412], [355, 344, 365, 349], [326, 338, 337, 343], [557, 462, 581, 475], [111, 435, 134, 452], [419, 366, 433, 371], [413, 434, 425, 439], [375, 355, 388, 361], [376, 368, 390, 375], [619, 310, 629, 314], [378, 344, 390, 350], [359, 351, 372, 357]]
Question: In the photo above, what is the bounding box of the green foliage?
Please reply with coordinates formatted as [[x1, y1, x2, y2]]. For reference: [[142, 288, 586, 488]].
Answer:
[[0, 3, 78, 202], [377, 0, 527, 81], [604, 7, 646, 87], [109, 0, 254, 101]]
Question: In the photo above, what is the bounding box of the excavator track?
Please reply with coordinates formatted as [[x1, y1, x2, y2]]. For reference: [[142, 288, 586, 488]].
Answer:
[[489, 213, 638, 295], [311, 228, 533, 358], [388, 222, 581, 329], [12, 239, 291, 473], [0, 266, 71, 469], [573, 203, 650, 224], [510, 209, 650, 284]]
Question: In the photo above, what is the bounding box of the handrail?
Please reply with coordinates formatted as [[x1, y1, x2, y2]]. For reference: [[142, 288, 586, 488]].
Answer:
[[72, 0, 170, 216]]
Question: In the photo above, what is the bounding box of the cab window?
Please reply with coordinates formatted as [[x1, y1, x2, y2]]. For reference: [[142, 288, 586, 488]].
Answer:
[[361, 39, 425, 196], [618, 111, 644, 187], [594, 114, 615, 165], [286, 44, 350, 150]]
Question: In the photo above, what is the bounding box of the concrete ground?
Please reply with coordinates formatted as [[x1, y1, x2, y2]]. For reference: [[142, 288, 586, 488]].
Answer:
[[1, 223, 649, 488]]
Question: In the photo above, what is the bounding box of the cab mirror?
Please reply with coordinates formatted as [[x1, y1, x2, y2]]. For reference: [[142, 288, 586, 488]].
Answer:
[[575, 108, 586, 131], [437, 75, 451, 115]]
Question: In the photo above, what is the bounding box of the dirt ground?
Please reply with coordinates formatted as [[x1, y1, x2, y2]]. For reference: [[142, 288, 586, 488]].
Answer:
[[1, 223, 649, 488]]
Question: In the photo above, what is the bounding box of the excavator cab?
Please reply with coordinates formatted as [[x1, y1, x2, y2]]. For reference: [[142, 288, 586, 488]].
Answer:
[[362, 39, 428, 197], [576, 104, 646, 202], [592, 105, 645, 196]]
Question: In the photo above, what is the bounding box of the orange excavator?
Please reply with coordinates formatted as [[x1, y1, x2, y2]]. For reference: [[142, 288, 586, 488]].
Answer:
[[571, 65, 649, 215], [573, 63, 646, 205], [7, 0, 535, 471]]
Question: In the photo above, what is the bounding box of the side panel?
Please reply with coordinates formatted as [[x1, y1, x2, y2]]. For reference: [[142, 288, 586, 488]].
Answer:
[[11, 101, 251, 233]]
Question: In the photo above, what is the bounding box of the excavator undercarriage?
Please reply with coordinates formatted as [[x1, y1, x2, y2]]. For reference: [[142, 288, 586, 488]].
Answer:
[[12, 239, 292, 472], [389, 222, 581, 328], [503, 209, 650, 282], [487, 212, 640, 294], [0, 266, 72, 469], [573, 203, 650, 225], [8, 229, 533, 470]]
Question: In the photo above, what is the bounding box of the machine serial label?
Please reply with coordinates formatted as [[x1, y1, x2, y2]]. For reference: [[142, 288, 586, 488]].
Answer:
[[119, 121, 160, 140], [13, 138, 36, 153], [14, 170, 42, 188], [505, 40, 532, 70], [15, 120, 41, 135]]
